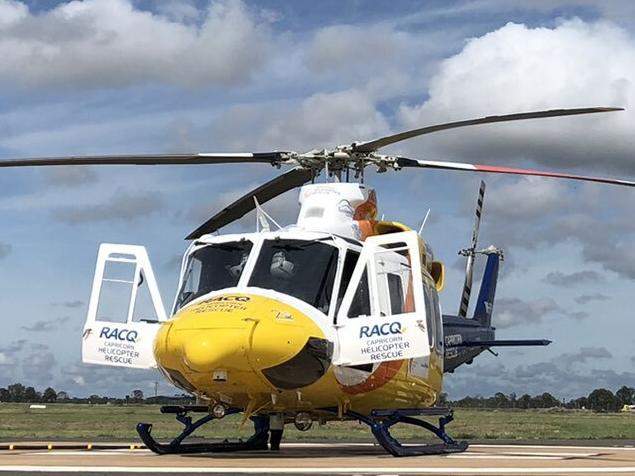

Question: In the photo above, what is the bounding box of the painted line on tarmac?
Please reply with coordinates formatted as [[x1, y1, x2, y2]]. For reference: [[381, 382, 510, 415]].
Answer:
[[25, 451, 599, 460], [471, 444, 635, 451], [2, 466, 635, 474]]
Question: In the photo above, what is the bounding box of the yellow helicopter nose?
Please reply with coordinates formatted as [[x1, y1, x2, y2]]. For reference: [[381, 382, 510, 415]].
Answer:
[[154, 293, 332, 393]]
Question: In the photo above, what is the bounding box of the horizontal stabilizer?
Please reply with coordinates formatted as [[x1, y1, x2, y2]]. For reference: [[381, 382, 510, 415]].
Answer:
[[450, 339, 551, 348]]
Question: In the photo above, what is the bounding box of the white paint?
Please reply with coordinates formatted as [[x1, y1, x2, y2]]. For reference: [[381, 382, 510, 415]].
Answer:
[[2, 465, 635, 474], [334, 231, 430, 366], [83, 243, 167, 369]]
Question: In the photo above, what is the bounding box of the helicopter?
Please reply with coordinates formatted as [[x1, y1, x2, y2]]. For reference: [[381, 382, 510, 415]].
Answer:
[[2, 106, 633, 457]]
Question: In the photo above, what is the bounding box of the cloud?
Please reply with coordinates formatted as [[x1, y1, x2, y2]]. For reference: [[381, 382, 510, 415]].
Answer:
[[0, 242, 11, 259], [60, 362, 165, 396], [447, 353, 635, 400], [543, 270, 602, 287], [560, 346, 613, 366], [44, 167, 97, 186], [494, 296, 587, 328], [305, 24, 409, 73], [22, 345, 57, 382], [205, 89, 390, 152], [398, 19, 635, 175], [52, 300, 85, 309], [52, 190, 163, 224], [21, 316, 70, 332], [494, 297, 561, 328], [0, 339, 27, 354], [574, 293, 609, 304], [0, 0, 272, 88]]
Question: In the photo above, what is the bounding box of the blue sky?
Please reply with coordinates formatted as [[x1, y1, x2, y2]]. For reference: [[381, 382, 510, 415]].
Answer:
[[1, 0, 635, 399]]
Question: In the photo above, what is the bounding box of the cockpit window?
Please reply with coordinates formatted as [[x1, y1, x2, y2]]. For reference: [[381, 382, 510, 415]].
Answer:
[[248, 239, 338, 314], [175, 241, 253, 310]]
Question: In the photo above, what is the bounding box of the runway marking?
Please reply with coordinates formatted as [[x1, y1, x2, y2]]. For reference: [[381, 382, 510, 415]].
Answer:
[[471, 444, 635, 451], [25, 450, 602, 460], [2, 465, 635, 474]]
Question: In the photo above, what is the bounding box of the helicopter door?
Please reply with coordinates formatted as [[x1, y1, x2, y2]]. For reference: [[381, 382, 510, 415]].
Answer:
[[82, 244, 167, 369], [334, 231, 429, 366]]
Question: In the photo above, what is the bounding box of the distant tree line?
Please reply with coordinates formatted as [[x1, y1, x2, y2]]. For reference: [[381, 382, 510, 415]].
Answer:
[[0, 383, 194, 405], [439, 385, 635, 412], [2, 382, 634, 412]]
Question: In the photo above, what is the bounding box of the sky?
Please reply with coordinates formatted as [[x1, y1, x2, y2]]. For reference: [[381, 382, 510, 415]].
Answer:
[[0, 0, 634, 400]]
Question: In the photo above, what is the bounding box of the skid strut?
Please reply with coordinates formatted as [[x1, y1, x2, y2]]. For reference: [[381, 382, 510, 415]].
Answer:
[[325, 407, 468, 457], [136, 405, 269, 455]]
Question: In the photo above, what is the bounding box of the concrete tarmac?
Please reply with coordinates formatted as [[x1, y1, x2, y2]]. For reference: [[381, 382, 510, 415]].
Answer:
[[0, 442, 634, 475]]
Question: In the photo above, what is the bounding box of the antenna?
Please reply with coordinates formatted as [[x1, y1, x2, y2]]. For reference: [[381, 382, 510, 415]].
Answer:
[[458, 180, 486, 318], [418, 208, 431, 235]]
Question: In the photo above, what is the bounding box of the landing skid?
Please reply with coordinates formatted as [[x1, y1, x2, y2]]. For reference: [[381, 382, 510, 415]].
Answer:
[[324, 407, 468, 457], [136, 405, 269, 455]]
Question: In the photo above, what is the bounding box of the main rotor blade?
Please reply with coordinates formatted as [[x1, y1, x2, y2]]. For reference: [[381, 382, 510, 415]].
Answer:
[[354, 107, 623, 153], [397, 157, 635, 187], [186, 167, 314, 240], [0, 152, 287, 168]]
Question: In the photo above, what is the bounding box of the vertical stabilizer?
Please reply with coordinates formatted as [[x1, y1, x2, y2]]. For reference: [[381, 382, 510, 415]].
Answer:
[[472, 248, 502, 328]]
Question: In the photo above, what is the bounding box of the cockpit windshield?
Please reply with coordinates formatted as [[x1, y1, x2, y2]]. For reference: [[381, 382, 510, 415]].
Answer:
[[248, 239, 338, 314], [175, 240, 253, 310]]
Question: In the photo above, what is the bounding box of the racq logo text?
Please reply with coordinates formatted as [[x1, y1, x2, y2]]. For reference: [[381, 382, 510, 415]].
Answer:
[[99, 327, 138, 343]]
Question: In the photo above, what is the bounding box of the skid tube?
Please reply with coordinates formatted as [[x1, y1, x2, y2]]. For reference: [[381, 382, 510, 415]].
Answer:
[[137, 405, 269, 455], [323, 407, 468, 457]]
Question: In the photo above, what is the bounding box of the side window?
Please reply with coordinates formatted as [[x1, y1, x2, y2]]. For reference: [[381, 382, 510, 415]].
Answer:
[[335, 250, 359, 315], [432, 290, 444, 352], [423, 285, 435, 348], [348, 268, 371, 318], [387, 273, 404, 314]]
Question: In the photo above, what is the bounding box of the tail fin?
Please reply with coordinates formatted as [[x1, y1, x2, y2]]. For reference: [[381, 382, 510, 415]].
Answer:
[[473, 247, 502, 327]]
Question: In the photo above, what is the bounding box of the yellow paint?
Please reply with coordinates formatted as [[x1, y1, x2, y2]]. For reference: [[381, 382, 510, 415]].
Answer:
[[153, 288, 443, 415]]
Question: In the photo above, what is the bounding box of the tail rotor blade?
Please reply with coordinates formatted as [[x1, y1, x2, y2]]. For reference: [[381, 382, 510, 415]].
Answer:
[[458, 181, 485, 318]]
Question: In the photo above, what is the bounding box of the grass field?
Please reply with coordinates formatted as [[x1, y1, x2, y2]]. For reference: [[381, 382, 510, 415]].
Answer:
[[1, 403, 634, 442]]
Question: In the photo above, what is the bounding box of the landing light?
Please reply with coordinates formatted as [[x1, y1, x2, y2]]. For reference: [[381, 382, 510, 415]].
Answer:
[[294, 412, 313, 431], [212, 404, 226, 419]]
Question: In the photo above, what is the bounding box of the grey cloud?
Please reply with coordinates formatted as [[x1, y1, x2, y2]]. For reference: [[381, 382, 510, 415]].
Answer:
[[60, 363, 165, 397], [543, 270, 602, 287], [0, 0, 272, 89], [494, 297, 561, 328], [52, 190, 163, 224], [199, 89, 389, 152], [22, 348, 57, 383], [0, 340, 27, 354], [560, 346, 613, 366], [52, 300, 85, 309], [0, 242, 11, 259], [574, 293, 609, 304], [21, 316, 71, 332], [446, 354, 635, 400], [494, 296, 588, 328], [44, 167, 97, 186], [581, 240, 635, 280], [473, 361, 506, 377]]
